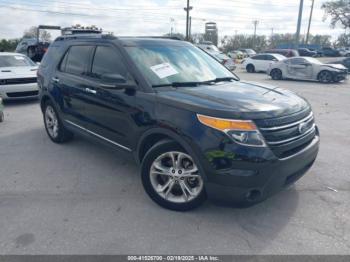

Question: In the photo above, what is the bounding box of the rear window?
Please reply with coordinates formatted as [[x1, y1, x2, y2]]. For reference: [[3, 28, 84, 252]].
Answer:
[[0, 55, 36, 67], [61, 45, 94, 75]]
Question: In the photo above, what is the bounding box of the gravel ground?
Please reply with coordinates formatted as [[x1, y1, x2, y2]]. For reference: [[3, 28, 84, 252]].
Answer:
[[0, 71, 349, 255]]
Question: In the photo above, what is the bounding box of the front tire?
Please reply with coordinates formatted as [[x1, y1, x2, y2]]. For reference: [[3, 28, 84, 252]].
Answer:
[[0, 111, 4, 122], [270, 69, 282, 80], [141, 140, 206, 211], [246, 64, 255, 73], [43, 100, 73, 143], [318, 70, 333, 83]]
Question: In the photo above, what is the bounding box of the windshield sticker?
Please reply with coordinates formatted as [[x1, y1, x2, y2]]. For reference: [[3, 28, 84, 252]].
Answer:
[[14, 56, 25, 60], [150, 63, 178, 79]]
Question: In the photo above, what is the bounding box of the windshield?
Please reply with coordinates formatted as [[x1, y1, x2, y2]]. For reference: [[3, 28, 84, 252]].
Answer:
[[0, 55, 36, 67], [125, 44, 236, 87]]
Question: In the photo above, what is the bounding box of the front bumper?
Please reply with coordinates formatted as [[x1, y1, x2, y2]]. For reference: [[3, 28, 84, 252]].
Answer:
[[204, 134, 320, 205], [0, 83, 39, 100]]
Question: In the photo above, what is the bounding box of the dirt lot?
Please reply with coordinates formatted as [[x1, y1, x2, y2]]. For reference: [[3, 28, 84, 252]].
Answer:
[[0, 71, 349, 254]]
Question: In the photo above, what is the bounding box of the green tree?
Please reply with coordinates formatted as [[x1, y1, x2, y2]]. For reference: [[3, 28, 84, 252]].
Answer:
[[335, 33, 350, 47], [221, 34, 268, 52], [322, 0, 350, 29], [0, 39, 21, 52]]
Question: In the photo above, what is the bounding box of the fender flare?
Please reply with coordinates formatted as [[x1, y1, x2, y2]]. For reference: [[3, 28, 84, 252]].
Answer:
[[136, 127, 209, 181]]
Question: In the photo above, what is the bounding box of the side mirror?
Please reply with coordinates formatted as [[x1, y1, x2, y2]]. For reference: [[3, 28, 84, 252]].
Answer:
[[100, 73, 136, 91], [101, 73, 127, 84]]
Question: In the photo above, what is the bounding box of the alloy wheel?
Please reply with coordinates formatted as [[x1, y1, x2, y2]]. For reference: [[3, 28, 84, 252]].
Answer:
[[149, 151, 203, 203], [45, 105, 59, 138], [319, 71, 332, 83]]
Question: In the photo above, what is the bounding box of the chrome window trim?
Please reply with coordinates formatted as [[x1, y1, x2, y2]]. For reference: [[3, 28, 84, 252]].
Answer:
[[65, 120, 132, 152]]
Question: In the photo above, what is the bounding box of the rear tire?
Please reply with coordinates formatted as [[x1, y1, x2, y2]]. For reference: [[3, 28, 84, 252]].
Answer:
[[141, 140, 206, 211], [246, 64, 255, 73], [43, 100, 73, 143], [318, 70, 333, 83], [270, 69, 282, 80], [0, 111, 4, 122], [27, 46, 36, 59]]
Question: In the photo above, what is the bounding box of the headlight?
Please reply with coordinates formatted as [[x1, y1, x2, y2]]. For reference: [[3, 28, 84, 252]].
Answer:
[[197, 114, 266, 147]]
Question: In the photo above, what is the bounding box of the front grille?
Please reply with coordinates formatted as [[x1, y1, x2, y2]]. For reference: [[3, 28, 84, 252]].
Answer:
[[0, 77, 37, 85], [6, 91, 39, 98], [256, 108, 317, 158]]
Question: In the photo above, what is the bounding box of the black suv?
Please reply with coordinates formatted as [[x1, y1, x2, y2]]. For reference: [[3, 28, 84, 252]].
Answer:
[[38, 34, 320, 211]]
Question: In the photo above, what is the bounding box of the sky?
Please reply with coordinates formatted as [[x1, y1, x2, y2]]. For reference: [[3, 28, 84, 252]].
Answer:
[[0, 0, 347, 41]]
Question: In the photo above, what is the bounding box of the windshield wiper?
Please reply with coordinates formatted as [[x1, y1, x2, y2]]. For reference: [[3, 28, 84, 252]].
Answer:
[[203, 77, 237, 84], [152, 77, 238, 88], [152, 81, 204, 88]]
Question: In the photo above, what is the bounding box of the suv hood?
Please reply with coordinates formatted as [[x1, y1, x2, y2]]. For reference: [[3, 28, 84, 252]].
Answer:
[[156, 81, 309, 119]]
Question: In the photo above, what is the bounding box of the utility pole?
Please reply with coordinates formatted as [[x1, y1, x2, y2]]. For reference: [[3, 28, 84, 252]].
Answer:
[[170, 18, 175, 37], [252, 20, 259, 48], [184, 0, 193, 41], [295, 0, 304, 49], [189, 16, 192, 41], [305, 0, 315, 44]]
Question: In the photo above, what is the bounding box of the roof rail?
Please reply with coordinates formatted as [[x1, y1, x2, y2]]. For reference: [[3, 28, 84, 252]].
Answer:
[[55, 33, 116, 42], [121, 36, 183, 41]]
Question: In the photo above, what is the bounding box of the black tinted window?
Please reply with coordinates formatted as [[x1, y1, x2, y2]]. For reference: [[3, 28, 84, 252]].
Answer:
[[92, 46, 127, 78], [252, 55, 265, 60], [290, 58, 306, 64], [265, 55, 275, 60], [64, 46, 93, 75]]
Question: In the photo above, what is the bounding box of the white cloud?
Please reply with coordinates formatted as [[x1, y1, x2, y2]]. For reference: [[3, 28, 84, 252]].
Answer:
[[0, 0, 346, 40]]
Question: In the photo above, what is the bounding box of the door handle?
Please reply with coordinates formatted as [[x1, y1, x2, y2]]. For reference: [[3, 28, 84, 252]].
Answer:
[[52, 77, 60, 83], [85, 88, 97, 94]]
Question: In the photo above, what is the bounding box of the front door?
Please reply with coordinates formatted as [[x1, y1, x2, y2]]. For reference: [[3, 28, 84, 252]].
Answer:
[[81, 45, 137, 150], [286, 58, 313, 79]]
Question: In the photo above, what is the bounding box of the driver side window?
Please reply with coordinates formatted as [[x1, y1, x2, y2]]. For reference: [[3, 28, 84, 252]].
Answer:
[[290, 58, 306, 65], [91, 46, 128, 80]]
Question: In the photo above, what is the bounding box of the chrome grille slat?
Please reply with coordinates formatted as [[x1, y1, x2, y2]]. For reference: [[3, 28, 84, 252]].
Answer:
[[259, 112, 313, 131], [256, 110, 317, 158], [267, 124, 316, 145]]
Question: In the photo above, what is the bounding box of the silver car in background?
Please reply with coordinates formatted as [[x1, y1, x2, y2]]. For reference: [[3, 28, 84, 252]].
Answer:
[[267, 57, 348, 83], [0, 53, 38, 100]]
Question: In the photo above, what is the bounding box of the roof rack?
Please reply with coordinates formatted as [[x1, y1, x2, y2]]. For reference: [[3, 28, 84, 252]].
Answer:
[[55, 33, 116, 42]]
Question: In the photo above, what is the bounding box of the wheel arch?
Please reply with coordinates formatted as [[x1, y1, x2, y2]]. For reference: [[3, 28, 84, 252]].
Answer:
[[317, 69, 332, 80], [136, 127, 209, 182], [40, 94, 51, 113]]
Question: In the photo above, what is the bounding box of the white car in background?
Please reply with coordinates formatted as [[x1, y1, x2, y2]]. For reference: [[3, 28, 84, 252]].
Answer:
[[0, 53, 38, 100], [242, 53, 286, 73], [267, 57, 348, 83], [338, 48, 350, 57], [197, 45, 236, 71]]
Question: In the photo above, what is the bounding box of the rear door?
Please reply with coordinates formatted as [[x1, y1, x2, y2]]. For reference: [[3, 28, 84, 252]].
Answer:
[[251, 55, 266, 71], [52, 45, 95, 128]]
